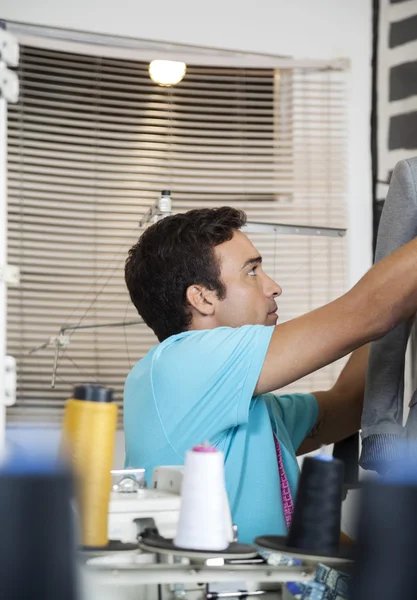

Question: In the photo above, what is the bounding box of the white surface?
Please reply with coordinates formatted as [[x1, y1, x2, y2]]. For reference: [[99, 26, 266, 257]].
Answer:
[[109, 489, 181, 514], [0, 28, 19, 66], [108, 488, 181, 542], [0, 0, 373, 287], [82, 552, 159, 600], [4, 355, 16, 407], [151, 465, 184, 494], [0, 63, 19, 103]]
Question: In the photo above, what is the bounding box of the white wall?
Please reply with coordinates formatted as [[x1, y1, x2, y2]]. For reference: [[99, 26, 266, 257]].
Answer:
[[2, 0, 374, 471]]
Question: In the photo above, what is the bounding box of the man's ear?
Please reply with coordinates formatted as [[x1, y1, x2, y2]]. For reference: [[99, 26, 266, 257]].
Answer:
[[186, 284, 217, 316]]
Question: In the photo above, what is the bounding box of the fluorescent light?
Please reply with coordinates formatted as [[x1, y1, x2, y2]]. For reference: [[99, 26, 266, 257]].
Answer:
[[149, 60, 187, 86]]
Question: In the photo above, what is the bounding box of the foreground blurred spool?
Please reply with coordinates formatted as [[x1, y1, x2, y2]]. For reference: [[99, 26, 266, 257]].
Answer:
[[62, 383, 117, 548], [0, 457, 77, 600], [353, 478, 417, 600]]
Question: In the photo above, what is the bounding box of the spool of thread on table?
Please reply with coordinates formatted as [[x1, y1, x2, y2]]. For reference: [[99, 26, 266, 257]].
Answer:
[[353, 462, 417, 600], [0, 456, 77, 600], [62, 383, 117, 548], [287, 455, 344, 556], [174, 444, 230, 551]]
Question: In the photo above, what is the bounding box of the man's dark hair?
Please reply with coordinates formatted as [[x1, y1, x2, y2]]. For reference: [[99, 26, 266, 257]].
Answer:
[[125, 206, 247, 342]]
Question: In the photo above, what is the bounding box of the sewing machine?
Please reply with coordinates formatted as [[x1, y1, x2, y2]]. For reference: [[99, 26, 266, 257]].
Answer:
[[108, 467, 183, 542], [108, 465, 237, 545], [81, 467, 317, 600]]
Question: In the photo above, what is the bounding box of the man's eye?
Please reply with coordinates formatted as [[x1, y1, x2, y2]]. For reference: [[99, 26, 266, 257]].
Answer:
[[249, 267, 257, 276]]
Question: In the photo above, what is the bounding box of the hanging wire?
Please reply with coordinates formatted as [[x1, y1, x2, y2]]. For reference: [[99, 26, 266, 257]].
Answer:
[[61, 350, 100, 385], [93, 55, 102, 382], [168, 84, 174, 193], [57, 221, 149, 342], [84, 291, 132, 313]]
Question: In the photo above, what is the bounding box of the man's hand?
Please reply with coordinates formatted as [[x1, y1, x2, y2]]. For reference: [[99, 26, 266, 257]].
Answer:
[[297, 344, 370, 455]]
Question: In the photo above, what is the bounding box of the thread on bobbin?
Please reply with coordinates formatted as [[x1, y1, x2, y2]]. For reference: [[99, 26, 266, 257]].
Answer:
[[62, 384, 117, 548], [174, 444, 231, 551], [287, 455, 344, 556]]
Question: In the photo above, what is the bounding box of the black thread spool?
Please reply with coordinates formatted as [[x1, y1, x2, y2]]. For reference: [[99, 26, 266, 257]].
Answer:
[[287, 455, 344, 556], [352, 479, 417, 600], [0, 459, 77, 600]]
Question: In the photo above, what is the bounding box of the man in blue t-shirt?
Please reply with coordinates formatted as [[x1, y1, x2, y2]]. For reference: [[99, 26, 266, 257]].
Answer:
[[123, 206, 417, 543]]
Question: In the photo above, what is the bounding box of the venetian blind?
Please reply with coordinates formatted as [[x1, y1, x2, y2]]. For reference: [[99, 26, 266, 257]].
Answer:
[[6, 45, 347, 422]]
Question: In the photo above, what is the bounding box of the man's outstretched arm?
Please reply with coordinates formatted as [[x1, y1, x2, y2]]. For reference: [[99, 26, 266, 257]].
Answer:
[[297, 343, 369, 455], [255, 235, 417, 396]]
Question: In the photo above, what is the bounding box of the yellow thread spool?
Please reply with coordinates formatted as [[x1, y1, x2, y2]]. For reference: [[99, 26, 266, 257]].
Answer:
[[62, 384, 117, 548]]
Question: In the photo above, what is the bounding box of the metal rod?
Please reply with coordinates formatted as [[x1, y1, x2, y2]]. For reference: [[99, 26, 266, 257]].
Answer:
[[138, 204, 346, 239], [243, 222, 346, 238], [206, 591, 267, 599], [51, 342, 60, 389], [83, 562, 314, 585], [28, 341, 51, 355]]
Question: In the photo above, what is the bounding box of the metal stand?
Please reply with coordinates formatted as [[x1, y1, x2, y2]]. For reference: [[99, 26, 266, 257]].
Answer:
[[138, 194, 347, 239], [84, 561, 315, 585]]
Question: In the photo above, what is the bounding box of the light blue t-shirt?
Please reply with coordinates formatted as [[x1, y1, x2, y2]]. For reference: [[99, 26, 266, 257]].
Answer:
[[124, 325, 318, 543]]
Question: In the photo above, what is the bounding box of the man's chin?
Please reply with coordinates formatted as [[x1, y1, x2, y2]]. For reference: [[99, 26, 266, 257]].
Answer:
[[266, 312, 278, 325]]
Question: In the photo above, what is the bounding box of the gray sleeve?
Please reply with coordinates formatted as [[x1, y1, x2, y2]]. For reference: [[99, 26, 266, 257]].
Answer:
[[360, 159, 417, 468]]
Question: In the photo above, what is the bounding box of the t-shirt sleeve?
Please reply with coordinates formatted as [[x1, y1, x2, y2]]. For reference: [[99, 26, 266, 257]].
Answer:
[[150, 325, 274, 448], [271, 393, 319, 452]]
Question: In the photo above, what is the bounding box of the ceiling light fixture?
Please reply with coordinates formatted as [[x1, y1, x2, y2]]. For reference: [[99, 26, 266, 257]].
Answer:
[[148, 60, 187, 86]]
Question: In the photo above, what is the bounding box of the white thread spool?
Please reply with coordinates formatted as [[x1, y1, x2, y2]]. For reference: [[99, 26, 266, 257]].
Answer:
[[174, 444, 230, 551]]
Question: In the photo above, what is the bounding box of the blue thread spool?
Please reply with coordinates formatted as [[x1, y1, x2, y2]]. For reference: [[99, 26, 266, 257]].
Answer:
[[0, 455, 77, 600], [353, 455, 417, 600]]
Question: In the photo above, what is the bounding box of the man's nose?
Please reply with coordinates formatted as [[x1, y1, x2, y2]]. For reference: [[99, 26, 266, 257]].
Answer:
[[265, 275, 282, 298], [271, 284, 282, 298]]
